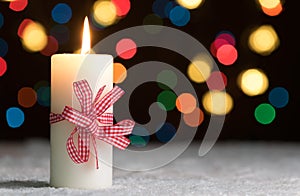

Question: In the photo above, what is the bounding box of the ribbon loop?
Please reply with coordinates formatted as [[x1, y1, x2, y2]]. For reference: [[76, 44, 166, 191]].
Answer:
[[50, 79, 134, 169]]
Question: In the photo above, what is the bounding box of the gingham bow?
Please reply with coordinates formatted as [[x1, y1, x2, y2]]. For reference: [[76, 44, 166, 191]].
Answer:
[[50, 79, 135, 169]]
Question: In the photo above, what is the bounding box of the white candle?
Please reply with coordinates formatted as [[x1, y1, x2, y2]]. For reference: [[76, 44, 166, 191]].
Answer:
[[50, 17, 113, 189]]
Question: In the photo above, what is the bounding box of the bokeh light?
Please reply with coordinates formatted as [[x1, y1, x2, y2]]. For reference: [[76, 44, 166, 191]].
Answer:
[[254, 103, 276, 124], [261, 2, 283, 16], [210, 31, 236, 58], [216, 31, 236, 46], [155, 122, 176, 143], [9, 0, 28, 12], [129, 126, 150, 147], [129, 135, 148, 147], [183, 107, 204, 127], [143, 14, 164, 34], [176, 93, 197, 114], [157, 90, 177, 111], [237, 68, 269, 96], [157, 69, 177, 89], [51, 3, 72, 24], [169, 6, 190, 27], [187, 54, 213, 83], [206, 71, 227, 91], [268, 87, 289, 108], [17, 18, 33, 38], [164, 1, 177, 18], [6, 107, 25, 128], [176, 0, 204, 10], [93, 0, 117, 27], [248, 25, 280, 56], [0, 57, 7, 77], [258, 0, 281, 9], [21, 21, 48, 52], [112, 0, 131, 17], [18, 87, 37, 108], [113, 62, 127, 83], [216, 44, 238, 66], [36, 86, 50, 107], [0, 13, 3, 28], [50, 24, 70, 45], [40, 36, 59, 56], [34, 80, 49, 91], [0, 38, 8, 57], [116, 38, 137, 59], [152, 0, 169, 18], [202, 90, 234, 115]]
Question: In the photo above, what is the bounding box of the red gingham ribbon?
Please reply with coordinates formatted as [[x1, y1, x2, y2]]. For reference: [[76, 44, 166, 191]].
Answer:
[[50, 79, 135, 169]]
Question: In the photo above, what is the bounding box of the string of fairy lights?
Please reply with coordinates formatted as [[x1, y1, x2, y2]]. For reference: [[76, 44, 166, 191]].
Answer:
[[0, 0, 289, 145]]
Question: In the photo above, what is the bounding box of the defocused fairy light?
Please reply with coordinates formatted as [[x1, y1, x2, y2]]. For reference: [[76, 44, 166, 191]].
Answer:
[[113, 62, 127, 83], [157, 90, 177, 111], [0, 57, 7, 76], [237, 68, 269, 96], [111, 0, 131, 17], [165, 1, 177, 18], [17, 87, 37, 108], [176, 93, 197, 114], [50, 24, 70, 45], [210, 31, 238, 66], [187, 54, 213, 83], [210, 31, 236, 57], [183, 107, 204, 127], [176, 0, 204, 10], [9, 0, 28, 12], [6, 107, 25, 128], [268, 87, 289, 108], [155, 122, 176, 143], [129, 135, 148, 147], [40, 36, 59, 56], [115, 38, 137, 59], [169, 5, 190, 27], [206, 71, 227, 91], [0, 13, 3, 28], [143, 14, 164, 34], [51, 3, 72, 24], [216, 31, 236, 46], [152, 0, 170, 18], [36, 86, 50, 107], [129, 126, 150, 147], [157, 70, 177, 90], [17, 19, 33, 38], [254, 103, 276, 124], [0, 38, 8, 57], [21, 21, 48, 52], [248, 25, 280, 56], [216, 44, 238, 66], [34, 80, 49, 91], [93, 0, 117, 27], [258, 0, 280, 9], [261, 3, 283, 16], [202, 90, 234, 115]]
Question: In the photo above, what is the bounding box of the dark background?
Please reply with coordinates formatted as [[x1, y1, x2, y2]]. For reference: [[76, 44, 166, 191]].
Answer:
[[0, 0, 297, 142]]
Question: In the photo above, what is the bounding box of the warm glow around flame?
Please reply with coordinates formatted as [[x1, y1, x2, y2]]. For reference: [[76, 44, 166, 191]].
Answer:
[[81, 16, 91, 54]]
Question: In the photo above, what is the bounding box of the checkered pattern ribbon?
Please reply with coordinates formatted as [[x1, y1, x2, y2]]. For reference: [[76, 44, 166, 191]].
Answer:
[[50, 79, 135, 169]]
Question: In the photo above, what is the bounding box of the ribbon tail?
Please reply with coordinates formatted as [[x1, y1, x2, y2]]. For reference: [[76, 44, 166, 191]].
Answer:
[[78, 128, 90, 162], [91, 136, 99, 169], [66, 128, 87, 164]]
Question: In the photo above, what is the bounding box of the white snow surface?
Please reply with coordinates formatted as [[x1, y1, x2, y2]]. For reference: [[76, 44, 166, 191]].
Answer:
[[1, 139, 300, 196]]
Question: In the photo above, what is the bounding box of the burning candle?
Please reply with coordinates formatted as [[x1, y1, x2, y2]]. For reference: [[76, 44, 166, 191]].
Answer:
[[50, 16, 113, 189]]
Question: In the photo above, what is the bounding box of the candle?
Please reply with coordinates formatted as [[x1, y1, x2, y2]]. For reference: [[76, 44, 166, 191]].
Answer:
[[50, 16, 113, 189]]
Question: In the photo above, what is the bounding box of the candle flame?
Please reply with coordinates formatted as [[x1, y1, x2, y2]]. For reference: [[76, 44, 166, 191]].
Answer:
[[81, 16, 91, 54]]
